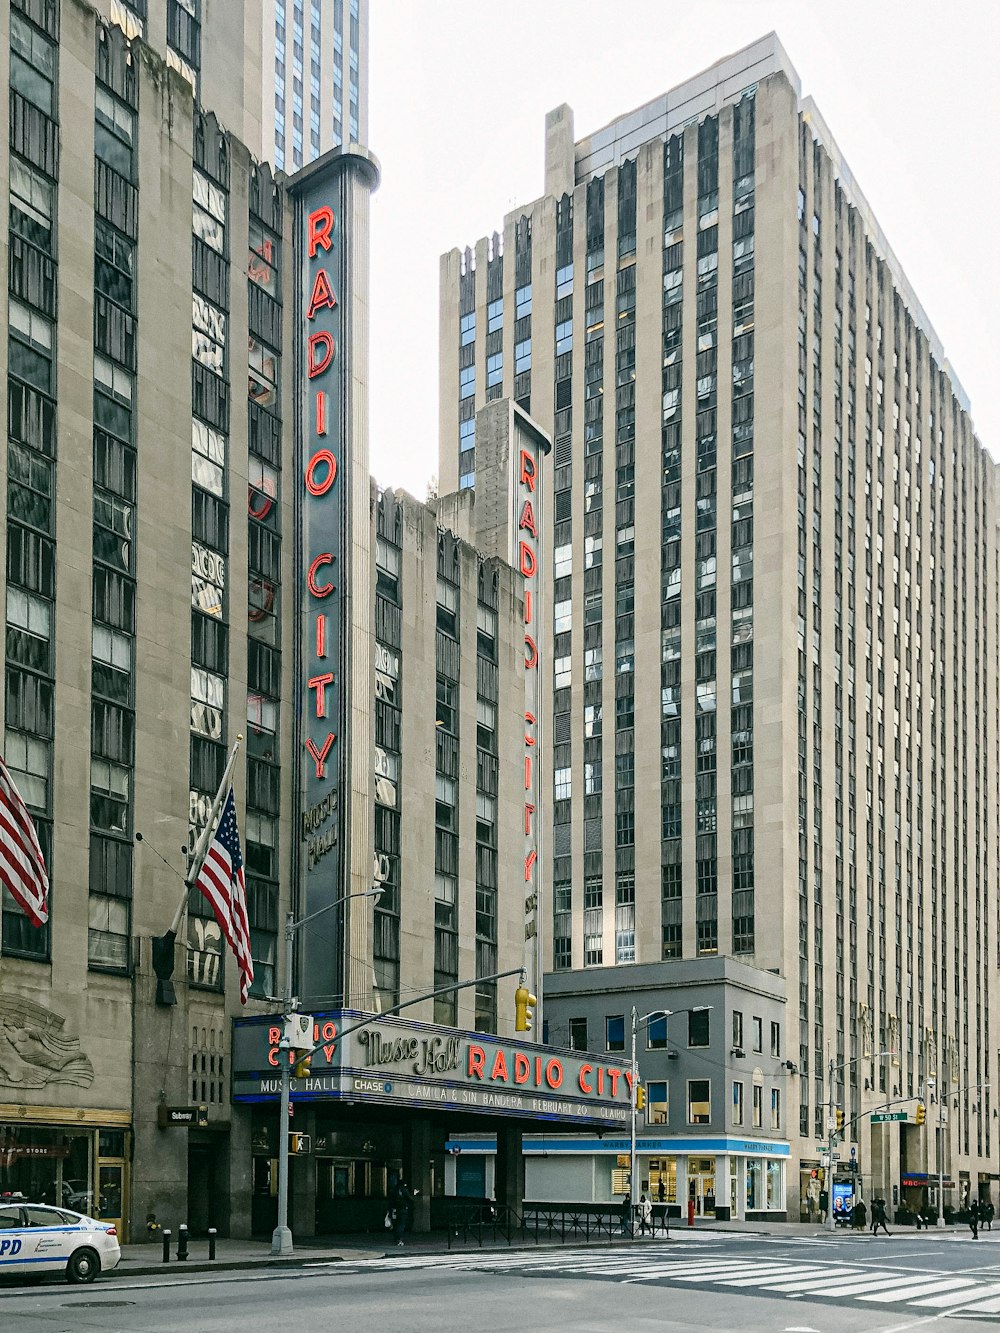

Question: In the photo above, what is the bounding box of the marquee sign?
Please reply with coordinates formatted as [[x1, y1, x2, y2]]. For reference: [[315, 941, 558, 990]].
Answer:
[[232, 1011, 631, 1128]]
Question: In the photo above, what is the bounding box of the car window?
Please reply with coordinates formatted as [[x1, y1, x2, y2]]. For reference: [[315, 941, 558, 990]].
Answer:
[[0, 1208, 20, 1229], [24, 1206, 67, 1227]]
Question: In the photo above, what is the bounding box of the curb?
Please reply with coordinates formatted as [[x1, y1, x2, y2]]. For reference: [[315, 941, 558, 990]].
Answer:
[[117, 1255, 347, 1278]]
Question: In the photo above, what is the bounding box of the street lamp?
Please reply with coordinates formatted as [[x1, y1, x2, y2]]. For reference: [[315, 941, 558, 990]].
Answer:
[[630, 1005, 712, 1226], [824, 1050, 890, 1232], [926, 1077, 989, 1228], [271, 886, 383, 1257]]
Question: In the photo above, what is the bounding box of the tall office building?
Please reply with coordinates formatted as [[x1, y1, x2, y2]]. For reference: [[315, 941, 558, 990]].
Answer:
[[95, 0, 370, 171], [439, 34, 1000, 1217]]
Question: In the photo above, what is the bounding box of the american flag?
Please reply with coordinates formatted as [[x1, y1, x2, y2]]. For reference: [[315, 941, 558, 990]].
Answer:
[[194, 786, 253, 1003], [0, 757, 48, 928]]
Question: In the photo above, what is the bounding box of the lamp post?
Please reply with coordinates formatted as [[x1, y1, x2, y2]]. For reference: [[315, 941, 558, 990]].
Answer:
[[927, 1076, 990, 1228], [825, 1050, 890, 1233], [629, 1005, 711, 1226], [271, 886, 383, 1257]]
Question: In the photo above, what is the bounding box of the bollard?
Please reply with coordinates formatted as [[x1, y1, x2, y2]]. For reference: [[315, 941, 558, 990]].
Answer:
[[177, 1223, 189, 1261], [208, 1227, 217, 1261], [162, 1229, 171, 1263]]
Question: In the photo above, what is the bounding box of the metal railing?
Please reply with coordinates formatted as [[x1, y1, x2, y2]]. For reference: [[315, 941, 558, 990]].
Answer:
[[445, 1202, 671, 1250]]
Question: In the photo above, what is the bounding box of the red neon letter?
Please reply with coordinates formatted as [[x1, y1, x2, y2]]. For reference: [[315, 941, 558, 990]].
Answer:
[[578, 1063, 593, 1095], [545, 1059, 564, 1090], [307, 206, 334, 257], [305, 448, 337, 497], [608, 1069, 621, 1097], [524, 850, 537, 882], [519, 541, 536, 579], [308, 672, 334, 718], [468, 1045, 486, 1079], [316, 613, 326, 658], [519, 449, 536, 492], [514, 1053, 530, 1084], [519, 499, 537, 538], [307, 552, 335, 597], [524, 755, 532, 789], [491, 1050, 509, 1082], [307, 268, 338, 320], [524, 634, 538, 669], [305, 732, 335, 779], [523, 802, 535, 835], [308, 331, 335, 378], [316, 391, 327, 436]]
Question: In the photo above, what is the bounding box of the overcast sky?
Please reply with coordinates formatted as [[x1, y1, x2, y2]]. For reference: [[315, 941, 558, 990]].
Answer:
[[367, 0, 1000, 500]]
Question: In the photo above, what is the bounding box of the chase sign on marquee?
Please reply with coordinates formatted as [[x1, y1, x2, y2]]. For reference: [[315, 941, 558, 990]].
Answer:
[[232, 1012, 631, 1128]]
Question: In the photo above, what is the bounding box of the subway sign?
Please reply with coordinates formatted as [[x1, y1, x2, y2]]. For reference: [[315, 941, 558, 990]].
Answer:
[[232, 1011, 631, 1127]]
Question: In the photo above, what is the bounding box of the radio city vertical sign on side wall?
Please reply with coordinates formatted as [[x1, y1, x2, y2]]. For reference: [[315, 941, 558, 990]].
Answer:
[[295, 160, 349, 1001]]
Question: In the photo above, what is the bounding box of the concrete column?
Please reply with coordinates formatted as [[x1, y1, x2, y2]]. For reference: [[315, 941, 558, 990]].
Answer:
[[404, 1119, 433, 1233], [675, 1155, 688, 1217], [715, 1154, 729, 1219], [495, 1124, 525, 1215]]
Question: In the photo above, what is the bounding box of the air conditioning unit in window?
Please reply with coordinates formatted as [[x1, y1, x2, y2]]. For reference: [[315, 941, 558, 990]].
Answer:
[[730, 1047, 746, 1059]]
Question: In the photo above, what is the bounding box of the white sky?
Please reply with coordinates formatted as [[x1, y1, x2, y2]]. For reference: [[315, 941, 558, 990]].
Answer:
[[367, 0, 1000, 501]]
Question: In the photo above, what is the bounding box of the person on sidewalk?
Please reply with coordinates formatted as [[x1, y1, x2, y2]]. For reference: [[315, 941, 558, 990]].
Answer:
[[969, 1197, 980, 1240], [657, 1178, 666, 1206], [391, 1179, 416, 1247], [985, 1201, 995, 1232], [620, 1194, 631, 1237], [871, 1197, 891, 1236], [852, 1197, 867, 1231], [638, 1194, 653, 1236]]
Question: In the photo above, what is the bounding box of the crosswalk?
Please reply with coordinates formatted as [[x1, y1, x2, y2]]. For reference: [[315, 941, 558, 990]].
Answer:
[[334, 1242, 1000, 1316]]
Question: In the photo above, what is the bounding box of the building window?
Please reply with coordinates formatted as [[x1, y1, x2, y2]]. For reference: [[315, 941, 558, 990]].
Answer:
[[248, 338, 279, 410], [459, 364, 475, 400], [752, 1016, 763, 1053], [770, 1088, 781, 1130], [752, 1083, 763, 1128], [487, 298, 502, 333], [732, 1081, 744, 1126], [569, 1018, 587, 1051], [10, 13, 55, 116], [486, 353, 502, 388], [436, 577, 458, 638], [606, 1015, 625, 1052], [647, 1015, 668, 1049], [647, 1081, 668, 1125], [732, 1010, 744, 1052], [687, 1079, 711, 1125], [688, 1008, 710, 1047]]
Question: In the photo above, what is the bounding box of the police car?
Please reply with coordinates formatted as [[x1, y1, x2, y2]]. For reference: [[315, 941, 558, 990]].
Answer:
[[0, 1200, 121, 1283]]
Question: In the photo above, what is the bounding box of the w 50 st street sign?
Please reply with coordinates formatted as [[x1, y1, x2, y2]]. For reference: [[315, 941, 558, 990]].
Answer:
[[871, 1111, 909, 1123]]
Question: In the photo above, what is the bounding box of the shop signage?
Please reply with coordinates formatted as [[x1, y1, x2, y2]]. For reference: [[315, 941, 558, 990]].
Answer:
[[232, 1011, 631, 1129], [516, 436, 543, 959], [901, 1173, 928, 1187]]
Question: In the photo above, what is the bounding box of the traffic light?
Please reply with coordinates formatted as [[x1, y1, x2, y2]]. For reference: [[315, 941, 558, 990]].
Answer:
[[835, 1106, 845, 1133], [916, 1101, 926, 1125], [635, 1085, 646, 1113], [293, 1050, 312, 1080], [514, 984, 536, 1032]]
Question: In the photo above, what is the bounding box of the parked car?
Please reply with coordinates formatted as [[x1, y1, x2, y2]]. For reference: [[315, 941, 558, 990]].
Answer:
[[0, 1202, 120, 1284]]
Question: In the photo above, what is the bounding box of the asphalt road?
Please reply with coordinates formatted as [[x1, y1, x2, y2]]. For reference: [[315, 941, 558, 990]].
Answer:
[[6, 1231, 1000, 1331]]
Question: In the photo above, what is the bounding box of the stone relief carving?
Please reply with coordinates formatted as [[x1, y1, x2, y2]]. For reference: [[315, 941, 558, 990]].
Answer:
[[0, 996, 94, 1089]]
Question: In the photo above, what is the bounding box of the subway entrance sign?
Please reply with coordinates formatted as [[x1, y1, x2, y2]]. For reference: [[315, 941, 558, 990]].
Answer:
[[871, 1111, 910, 1123], [232, 1010, 631, 1129]]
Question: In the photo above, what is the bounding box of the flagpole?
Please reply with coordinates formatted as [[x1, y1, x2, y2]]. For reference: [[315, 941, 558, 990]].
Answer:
[[168, 735, 243, 935]]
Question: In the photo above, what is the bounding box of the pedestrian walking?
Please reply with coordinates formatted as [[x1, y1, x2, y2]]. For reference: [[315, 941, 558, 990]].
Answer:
[[986, 1201, 995, 1231], [852, 1197, 867, 1231], [871, 1196, 891, 1236], [969, 1197, 980, 1240], [657, 1178, 666, 1205], [638, 1193, 653, 1236], [621, 1193, 631, 1237], [391, 1178, 416, 1247], [819, 1188, 829, 1224]]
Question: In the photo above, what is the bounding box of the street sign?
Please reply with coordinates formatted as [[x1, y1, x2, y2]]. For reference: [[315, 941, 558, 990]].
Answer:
[[157, 1105, 208, 1129], [871, 1111, 909, 1123], [850, 1146, 857, 1159], [832, 1153, 841, 1162]]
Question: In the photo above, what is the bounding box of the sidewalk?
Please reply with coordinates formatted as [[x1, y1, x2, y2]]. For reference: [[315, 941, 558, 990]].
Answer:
[[118, 1218, 994, 1277]]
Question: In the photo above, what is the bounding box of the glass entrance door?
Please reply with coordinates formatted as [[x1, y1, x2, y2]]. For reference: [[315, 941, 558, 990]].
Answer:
[[688, 1156, 716, 1216], [97, 1130, 127, 1241]]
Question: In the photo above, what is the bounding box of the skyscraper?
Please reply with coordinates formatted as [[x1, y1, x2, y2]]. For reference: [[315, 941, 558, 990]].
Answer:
[[439, 34, 999, 1216]]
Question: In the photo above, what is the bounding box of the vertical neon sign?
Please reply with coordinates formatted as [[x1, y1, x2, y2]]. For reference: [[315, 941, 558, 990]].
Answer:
[[518, 442, 541, 975]]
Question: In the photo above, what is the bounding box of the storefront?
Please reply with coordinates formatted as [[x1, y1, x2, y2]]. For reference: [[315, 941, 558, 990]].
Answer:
[[0, 1105, 131, 1239], [233, 1011, 632, 1235], [446, 1133, 791, 1221]]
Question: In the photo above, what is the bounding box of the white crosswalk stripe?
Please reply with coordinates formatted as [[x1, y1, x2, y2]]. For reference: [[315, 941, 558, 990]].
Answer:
[[352, 1244, 1000, 1314]]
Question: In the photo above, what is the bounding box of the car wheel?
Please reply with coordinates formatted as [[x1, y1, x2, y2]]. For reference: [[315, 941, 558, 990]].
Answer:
[[66, 1248, 101, 1284]]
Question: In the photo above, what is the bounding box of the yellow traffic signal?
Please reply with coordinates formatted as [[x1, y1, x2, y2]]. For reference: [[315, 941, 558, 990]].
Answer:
[[514, 984, 537, 1032], [635, 1085, 646, 1112], [293, 1050, 312, 1080], [835, 1106, 845, 1133], [916, 1101, 926, 1125]]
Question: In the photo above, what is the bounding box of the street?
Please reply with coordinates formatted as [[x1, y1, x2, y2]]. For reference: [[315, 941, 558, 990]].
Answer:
[[6, 1231, 1000, 1330]]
